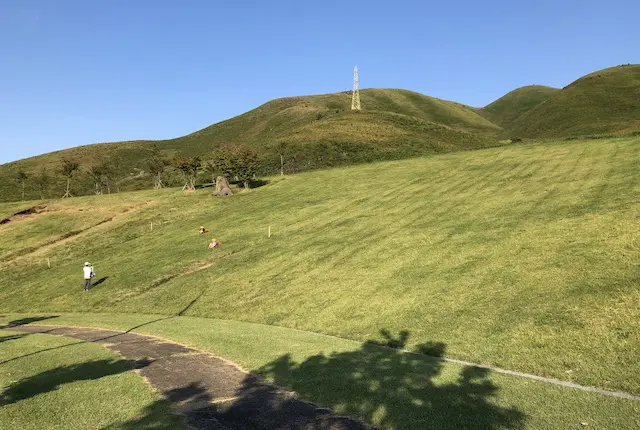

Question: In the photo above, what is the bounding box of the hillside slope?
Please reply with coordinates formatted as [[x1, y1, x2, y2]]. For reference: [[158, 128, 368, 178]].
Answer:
[[0, 136, 639, 394], [508, 64, 640, 138], [480, 85, 559, 127], [0, 89, 501, 202]]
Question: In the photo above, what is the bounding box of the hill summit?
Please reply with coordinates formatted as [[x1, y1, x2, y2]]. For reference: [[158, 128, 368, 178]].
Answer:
[[507, 64, 640, 138], [480, 85, 559, 127]]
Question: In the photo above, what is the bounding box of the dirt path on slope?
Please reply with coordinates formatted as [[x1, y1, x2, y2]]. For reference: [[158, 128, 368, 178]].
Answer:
[[1, 201, 155, 264], [0, 324, 373, 430]]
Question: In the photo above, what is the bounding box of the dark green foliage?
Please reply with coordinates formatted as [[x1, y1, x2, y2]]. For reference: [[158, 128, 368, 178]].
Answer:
[[15, 170, 29, 201], [173, 156, 202, 191], [147, 155, 170, 189], [88, 164, 106, 195], [59, 158, 80, 179], [211, 145, 260, 188], [59, 158, 80, 198], [34, 168, 49, 200]]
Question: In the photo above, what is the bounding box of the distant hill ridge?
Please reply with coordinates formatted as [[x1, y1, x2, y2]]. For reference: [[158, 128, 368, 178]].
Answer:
[[479, 85, 560, 127], [506, 64, 640, 138]]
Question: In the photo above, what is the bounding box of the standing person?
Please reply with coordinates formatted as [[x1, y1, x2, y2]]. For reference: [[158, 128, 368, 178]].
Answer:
[[83, 262, 94, 292]]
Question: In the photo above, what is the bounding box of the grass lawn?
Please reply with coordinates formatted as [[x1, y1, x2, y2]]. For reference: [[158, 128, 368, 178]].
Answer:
[[1, 313, 638, 429], [0, 136, 638, 397], [0, 329, 183, 430], [0, 196, 153, 261]]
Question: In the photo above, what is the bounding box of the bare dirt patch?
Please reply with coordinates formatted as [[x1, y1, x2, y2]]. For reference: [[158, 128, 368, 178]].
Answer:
[[0, 205, 47, 225]]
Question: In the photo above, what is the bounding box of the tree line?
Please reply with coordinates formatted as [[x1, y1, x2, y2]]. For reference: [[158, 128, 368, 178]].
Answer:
[[11, 143, 262, 201]]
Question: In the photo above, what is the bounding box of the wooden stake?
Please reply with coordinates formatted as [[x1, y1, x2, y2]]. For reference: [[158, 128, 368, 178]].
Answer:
[[150, 222, 153, 231], [47, 258, 51, 268], [268, 226, 271, 238]]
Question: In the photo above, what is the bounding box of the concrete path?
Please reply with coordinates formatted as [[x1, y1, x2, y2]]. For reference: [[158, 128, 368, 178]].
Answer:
[[0, 325, 373, 430]]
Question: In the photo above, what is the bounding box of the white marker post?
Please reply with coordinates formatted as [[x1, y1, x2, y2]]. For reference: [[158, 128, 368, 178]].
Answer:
[[268, 226, 271, 238], [47, 258, 51, 268]]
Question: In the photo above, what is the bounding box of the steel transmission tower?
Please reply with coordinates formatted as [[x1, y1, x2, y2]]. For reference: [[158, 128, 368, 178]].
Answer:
[[351, 66, 361, 111]]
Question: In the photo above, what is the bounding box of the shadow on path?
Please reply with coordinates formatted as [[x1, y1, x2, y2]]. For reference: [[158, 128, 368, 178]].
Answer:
[[104, 382, 224, 430]]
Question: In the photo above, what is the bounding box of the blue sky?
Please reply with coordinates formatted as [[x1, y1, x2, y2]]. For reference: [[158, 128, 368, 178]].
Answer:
[[1, 0, 638, 164]]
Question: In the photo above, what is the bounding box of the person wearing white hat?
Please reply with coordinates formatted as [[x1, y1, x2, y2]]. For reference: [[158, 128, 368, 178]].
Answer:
[[83, 262, 95, 292]]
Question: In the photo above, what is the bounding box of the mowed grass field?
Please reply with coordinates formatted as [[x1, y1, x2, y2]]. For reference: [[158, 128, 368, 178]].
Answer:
[[1, 313, 638, 429], [0, 330, 181, 429], [0, 136, 638, 399]]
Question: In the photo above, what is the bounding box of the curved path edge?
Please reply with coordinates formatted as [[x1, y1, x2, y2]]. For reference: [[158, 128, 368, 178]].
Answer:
[[0, 324, 375, 430]]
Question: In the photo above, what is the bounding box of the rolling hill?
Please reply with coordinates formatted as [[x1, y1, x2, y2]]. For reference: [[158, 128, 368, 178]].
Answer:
[[1, 136, 638, 399], [0, 89, 501, 202], [480, 85, 559, 127], [508, 64, 640, 138], [1, 64, 639, 203]]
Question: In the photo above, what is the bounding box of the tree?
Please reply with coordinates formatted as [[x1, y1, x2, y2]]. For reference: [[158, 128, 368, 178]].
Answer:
[[147, 156, 169, 190], [16, 170, 29, 201], [34, 168, 50, 200], [275, 141, 289, 176], [211, 146, 234, 179], [99, 157, 120, 194], [88, 165, 105, 195], [234, 146, 260, 188], [211, 145, 260, 188], [174, 156, 202, 191], [59, 158, 80, 198], [204, 160, 218, 185]]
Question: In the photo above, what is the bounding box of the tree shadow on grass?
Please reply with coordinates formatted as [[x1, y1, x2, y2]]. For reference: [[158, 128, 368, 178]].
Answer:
[[250, 330, 526, 429], [99, 331, 526, 429], [2, 315, 59, 328], [0, 358, 152, 407], [0, 333, 29, 344], [103, 382, 220, 430], [0, 316, 176, 366]]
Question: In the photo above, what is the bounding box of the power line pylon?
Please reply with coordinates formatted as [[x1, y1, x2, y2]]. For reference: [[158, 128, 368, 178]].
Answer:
[[351, 66, 361, 111]]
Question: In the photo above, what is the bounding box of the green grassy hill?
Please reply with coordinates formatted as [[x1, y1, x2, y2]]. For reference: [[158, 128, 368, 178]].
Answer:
[[3, 64, 640, 203], [508, 64, 640, 138], [480, 85, 559, 127], [0, 89, 501, 203], [1, 136, 638, 396]]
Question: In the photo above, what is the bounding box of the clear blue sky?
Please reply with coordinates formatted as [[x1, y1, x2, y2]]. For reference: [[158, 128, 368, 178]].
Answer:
[[1, 0, 638, 164]]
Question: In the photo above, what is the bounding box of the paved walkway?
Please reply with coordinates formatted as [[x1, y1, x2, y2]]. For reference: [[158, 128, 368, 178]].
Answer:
[[0, 325, 373, 430]]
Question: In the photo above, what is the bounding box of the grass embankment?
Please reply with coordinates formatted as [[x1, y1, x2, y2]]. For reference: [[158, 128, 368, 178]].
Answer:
[[1, 313, 638, 429], [0, 88, 500, 202], [0, 196, 152, 261], [0, 137, 638, 396], [0, 329, 181, 430]]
